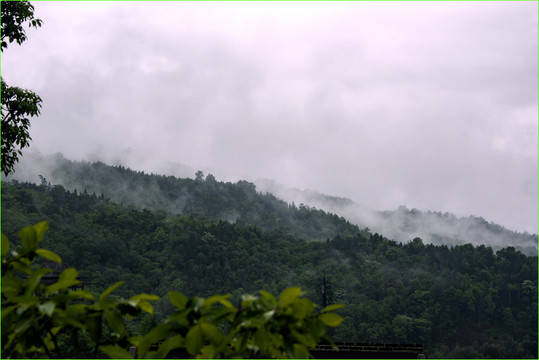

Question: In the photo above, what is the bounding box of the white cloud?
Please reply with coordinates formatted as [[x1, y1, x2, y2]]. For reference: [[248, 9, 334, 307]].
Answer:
[[2, 0, 537, 233]]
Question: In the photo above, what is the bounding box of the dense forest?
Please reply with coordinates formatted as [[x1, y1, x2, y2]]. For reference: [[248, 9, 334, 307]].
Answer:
[[256, 179, 539, 256], [1, 180, 537, 358], [9, 153, 537, 255], [7, 153, 361, 242]]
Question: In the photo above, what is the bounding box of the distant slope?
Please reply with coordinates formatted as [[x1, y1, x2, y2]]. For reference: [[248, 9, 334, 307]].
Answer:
[[255, 180, 538, 256], [6, 152, 359, 241], [8, 152, 538, 255], [372, 206, 537, 255]]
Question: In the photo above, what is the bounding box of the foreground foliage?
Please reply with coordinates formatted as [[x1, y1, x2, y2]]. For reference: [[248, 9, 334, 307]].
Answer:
[[1, 221, 343, 358], [2, 181, 537, 358]]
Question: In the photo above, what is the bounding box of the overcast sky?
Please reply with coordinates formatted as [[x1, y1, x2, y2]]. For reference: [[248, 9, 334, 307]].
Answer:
[[2, 1, 537, 233]]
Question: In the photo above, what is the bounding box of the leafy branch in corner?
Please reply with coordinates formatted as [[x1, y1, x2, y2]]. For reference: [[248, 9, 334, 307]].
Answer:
[[1, 221, 343, 358]]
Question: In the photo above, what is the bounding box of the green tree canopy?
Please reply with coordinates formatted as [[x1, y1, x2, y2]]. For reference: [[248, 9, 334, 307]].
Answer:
[[1, 0, 43, 176]]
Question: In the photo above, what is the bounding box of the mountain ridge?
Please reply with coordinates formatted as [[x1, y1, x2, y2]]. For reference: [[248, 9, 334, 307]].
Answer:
[[6, 151, 538, 255], [254, 178, 538, 255]]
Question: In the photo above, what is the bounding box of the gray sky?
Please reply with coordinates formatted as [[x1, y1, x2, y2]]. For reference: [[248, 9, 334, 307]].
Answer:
[[2, 1, 537, 233]]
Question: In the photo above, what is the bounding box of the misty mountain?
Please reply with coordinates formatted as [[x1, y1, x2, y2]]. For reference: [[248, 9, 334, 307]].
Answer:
[[252, 180, 538, 256], [6, 152, 359, 242], [7, 152, 538, 255]]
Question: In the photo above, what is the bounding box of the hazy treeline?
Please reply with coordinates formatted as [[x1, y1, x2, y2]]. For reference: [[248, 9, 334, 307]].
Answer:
[[1, 180, 537, 358], [6, 153, 360, 242], [9, 152, 537, 255], [256, 180, 538, 256]]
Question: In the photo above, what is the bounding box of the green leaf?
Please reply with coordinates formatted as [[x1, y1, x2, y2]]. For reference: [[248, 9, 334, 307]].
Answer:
[[17, 221, 49, 250], [61, 316, 86, 330], [14, 317, 34, 335], [11, 295, 39, 306], [141, 323, 171, 347], [100, 345, 133, 359], [33, 221, 49, 242], [130, 293, 160, 301], [238, 331, 249, 351], [59, 267, 79, 280], [65, 305, 89, 326], [24, 267, 51, 295], [95, 297, 115, 310], [293, 343, 311, 359], [11, 261, 32, 275], [200, 322, 223, 345], [240, 294, 257, 307], [291, 330, 317, 348], [87, 314, 102, 343], [51, 325, 62, 336], [202, 294, 232, 308], [105, 309, 126, 335], [99, 281, 124, 300], [136, 300, 154, 315], [69, 290, 95, 301], [321, 303, 345, 313], [35, 249, 61, 263], [199, 344, 218, 359], [263, 309, 275, 321], [47, 268, 80, 294], [38, 302, 55, 317], [129, 335, 146, 358], [206, 306, 237, 322], [168, 290, 188, 309], [319, 312, 343, 327], [292, 298, 316, 319], [185, 324, 203, 355], [155, 334, 183, 358], [128, 334, 143, 348], [259, 290, 277, 306], [1, 274, 24, 299], [253, 328, 269, 352], [279, 287, 302, 308], [309, 319, 326, 338], [190, 296, 205, 311], [219, 298, 235, 308], [2, 233, 9, 256], [19, 226, 38, 250]]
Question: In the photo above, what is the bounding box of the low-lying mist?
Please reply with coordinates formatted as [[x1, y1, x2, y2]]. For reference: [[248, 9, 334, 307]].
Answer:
[[254, 180, 538, 256], [5, 151, 538, 256]]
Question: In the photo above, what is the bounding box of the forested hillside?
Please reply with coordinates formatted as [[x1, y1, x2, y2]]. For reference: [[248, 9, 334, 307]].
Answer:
[[256, 180, 538, 255], [6, 153, 359, 242], [2, 180, 537, 358], [9, 153, 537, 255]]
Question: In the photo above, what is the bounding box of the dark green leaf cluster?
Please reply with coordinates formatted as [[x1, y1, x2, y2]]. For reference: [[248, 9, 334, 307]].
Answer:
[[1, 0, 43, 176], [1, 0, 42, 51], [1, 79, 43, 176], [1, 222, 342, 358], [1, 222, 157, 358]]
